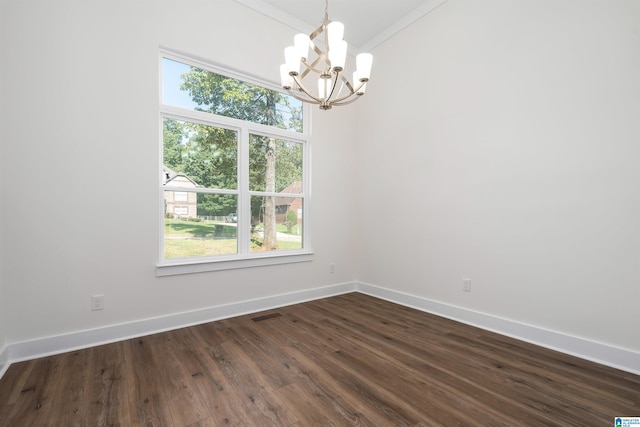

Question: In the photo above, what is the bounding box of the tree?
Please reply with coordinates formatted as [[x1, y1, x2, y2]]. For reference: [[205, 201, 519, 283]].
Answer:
[[177, 66, 302, 250], [263, 137, 277, 250], [162, 119, 185, 170], [163, 118, 238, 216]]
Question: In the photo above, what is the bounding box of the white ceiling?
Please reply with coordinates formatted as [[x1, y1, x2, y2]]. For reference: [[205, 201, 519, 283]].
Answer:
[[235, 0, 448, 53]]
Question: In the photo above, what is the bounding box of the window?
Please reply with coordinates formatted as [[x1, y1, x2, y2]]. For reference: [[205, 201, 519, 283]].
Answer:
[[158, 50, 311, 275], [174, 192, 188, 202]]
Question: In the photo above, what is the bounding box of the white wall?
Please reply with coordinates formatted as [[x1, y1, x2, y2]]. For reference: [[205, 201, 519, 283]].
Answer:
[[357, 0, 640, 353], [0, 0, 8, 369], [0, 0, 358, 345], [0, 176, 5, 370]]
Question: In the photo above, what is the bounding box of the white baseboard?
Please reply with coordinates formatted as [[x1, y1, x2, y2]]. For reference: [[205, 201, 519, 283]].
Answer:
[[0, 344, 9, 379], [356, 282, 640, 376], [1, 281, 638, 381], [7, 282, 356, 365]]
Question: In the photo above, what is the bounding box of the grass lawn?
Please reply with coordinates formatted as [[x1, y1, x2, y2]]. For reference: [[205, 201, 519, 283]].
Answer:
[[164, 218, 301, 258]]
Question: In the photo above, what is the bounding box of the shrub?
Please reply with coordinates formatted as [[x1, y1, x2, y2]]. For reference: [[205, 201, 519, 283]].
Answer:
[[284, 210, 298, 233]]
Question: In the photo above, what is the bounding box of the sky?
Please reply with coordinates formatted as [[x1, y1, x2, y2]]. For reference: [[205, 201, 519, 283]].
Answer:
[[162, 58, 199, 110]]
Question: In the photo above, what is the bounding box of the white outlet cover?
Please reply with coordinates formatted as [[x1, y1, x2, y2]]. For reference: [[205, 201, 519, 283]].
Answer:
[[91, 295, 104, 310]]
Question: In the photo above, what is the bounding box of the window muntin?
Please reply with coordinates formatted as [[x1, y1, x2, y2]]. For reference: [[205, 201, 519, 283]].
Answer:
[[160, 51, 310, 267]]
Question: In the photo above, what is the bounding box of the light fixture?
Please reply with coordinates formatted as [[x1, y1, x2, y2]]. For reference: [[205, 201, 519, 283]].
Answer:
[[280, 0, 372, 110]]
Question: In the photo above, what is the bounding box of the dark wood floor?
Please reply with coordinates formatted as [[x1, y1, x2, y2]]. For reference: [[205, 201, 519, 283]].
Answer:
[[0, 293, 638, 426]]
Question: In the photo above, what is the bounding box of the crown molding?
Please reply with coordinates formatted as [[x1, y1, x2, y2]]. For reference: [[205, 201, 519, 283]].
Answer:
[[234, 0, 448, 54]]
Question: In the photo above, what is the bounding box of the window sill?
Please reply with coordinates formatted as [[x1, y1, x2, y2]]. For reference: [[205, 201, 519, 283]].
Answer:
[[156, 251, 314, 276]]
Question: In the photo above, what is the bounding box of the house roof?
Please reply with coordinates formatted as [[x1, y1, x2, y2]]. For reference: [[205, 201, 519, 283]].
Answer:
[[280, 181, 302, 194], [162, 165, 198, 187], [275, 181, 302, 206]]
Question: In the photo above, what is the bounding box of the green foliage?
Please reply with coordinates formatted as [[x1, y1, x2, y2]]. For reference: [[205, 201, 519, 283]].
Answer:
[[162, 119, 185, 170], [180, 67, 302, 132], [284, 209, 298, 233], [197, 193, 236, 218], [249, 135, 302, 193], [163, 118, 237, 189], [163, 65, 303, 243]]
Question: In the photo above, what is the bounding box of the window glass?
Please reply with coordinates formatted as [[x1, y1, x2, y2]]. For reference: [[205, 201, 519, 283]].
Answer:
[[249, 135, 303, 193], [163, 58, 303, 133], [160, 52, 309, 266], [163, 118, 238, 190], [250, 196, 303, 252], [164, 192, 238, 258]]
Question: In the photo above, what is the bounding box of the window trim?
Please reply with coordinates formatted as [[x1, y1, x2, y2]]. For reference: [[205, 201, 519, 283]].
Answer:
[[157, 252, 314, 276], [157, 48, 313, 276]]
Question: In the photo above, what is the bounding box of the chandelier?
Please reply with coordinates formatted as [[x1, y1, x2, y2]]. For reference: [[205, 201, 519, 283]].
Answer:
[[279, 0, 373, 110]]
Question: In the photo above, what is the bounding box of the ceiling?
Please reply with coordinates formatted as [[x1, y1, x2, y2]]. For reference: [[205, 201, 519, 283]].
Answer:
[[235, 0, 448, 53]]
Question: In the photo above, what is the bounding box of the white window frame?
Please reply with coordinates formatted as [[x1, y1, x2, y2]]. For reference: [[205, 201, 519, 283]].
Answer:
[[157, 48, 313, 276]]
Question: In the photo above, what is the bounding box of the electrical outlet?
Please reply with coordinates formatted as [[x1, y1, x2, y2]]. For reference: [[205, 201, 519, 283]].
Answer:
[[463, 278, 471, 292], [91, 294, 104, 311], [329, 263, 335, 273]]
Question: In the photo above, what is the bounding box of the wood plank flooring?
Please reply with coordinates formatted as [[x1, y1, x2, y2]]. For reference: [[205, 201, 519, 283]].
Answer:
[[0, 292, 638, 426]]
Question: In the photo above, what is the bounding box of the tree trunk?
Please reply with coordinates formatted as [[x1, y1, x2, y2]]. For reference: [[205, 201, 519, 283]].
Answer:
[[263, 137, 277, 250]]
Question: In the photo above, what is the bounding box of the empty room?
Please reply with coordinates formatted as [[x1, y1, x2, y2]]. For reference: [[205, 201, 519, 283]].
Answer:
[[0, 0, 638, 425]]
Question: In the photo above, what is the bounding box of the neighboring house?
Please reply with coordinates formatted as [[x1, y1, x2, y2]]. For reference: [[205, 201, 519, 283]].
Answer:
[[274, 181, 302, 224], [163, 165, 198, 218]]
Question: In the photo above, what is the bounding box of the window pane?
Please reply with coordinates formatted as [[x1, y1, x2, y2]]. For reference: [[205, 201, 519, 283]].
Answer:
[[249, 135, 303, 193], [250, 196, 303, 252], [163, 118, 237, 190], [162, 58, 303, 133], [164, 192, 238, 258], [160, 52, 310, 266]]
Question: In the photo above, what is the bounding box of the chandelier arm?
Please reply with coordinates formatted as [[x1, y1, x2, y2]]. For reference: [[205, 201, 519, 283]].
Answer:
[[286, 89, 321, 105], [348, 77, 368, 93], [310, 40, 331, 71], [328, 92, 357, 105], [309, 24, 325, 41], [325, 87, 364, 106], [329, 94, 364, 107], [323, 76, 366, 105], [291, 74, 324, 104], [343, 78, 364, 95], [326, 71, 341, 102], [334, 78, 354, 102], [301, 56, 328, 78], [339, 74, 367, 96], [343, 80, 355, 94]]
